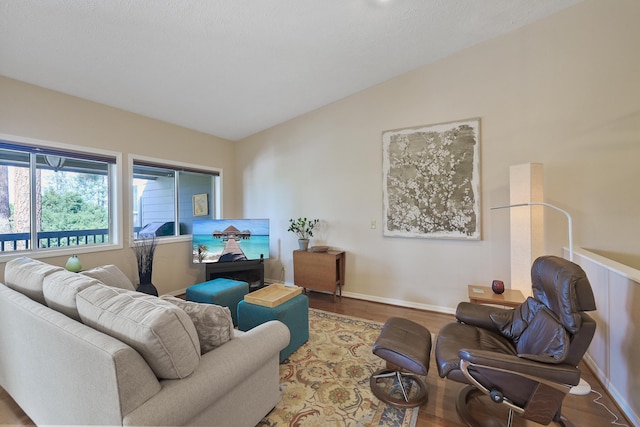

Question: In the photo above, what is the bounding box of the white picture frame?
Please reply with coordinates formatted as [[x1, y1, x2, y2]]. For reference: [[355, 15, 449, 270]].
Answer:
[[192, 193, 209, 216]]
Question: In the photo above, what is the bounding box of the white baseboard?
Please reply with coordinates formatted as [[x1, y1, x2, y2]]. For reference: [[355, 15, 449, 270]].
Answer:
[[192, 277, 458, 316], [340, 290, 456, 315], [583, 353, 639, 426], [266, 276, 457, 315]]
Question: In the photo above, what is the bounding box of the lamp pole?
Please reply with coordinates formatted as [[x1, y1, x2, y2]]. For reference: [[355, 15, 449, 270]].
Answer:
[[490, 202, 573, 261]]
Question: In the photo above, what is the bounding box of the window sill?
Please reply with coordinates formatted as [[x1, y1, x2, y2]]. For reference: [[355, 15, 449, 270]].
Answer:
[[0, 243, 123, 263], [130, 235, 191, 247]]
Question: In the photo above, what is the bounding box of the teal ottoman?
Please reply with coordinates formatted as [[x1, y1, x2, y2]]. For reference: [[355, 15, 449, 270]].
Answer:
[[186, 278, 249, 326], [238, 294, 309, 362]]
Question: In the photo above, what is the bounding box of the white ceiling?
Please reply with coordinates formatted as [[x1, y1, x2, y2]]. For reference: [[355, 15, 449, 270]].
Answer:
[[0, 0, 582, 141]]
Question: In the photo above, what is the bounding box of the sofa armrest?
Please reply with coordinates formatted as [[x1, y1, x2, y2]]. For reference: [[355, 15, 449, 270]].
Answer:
[[124, 320, 290, 426], [0, 284, 161, 426]]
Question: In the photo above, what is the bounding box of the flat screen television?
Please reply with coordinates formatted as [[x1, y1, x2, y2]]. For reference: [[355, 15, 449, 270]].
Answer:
[[192, 219, 269, 263]]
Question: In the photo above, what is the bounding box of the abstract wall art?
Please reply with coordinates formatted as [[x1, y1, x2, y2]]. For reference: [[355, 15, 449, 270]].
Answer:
[[382, 118, 481, 240]]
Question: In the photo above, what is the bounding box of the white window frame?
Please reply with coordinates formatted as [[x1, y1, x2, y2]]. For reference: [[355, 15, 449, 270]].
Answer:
[[128, 154, 222, 246], [0, 133, 123, 262]]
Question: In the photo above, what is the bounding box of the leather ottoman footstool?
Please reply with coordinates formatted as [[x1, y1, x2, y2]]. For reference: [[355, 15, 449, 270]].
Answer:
[[237, 294, 309, 363], [370, 317, 432, 408], [186, 278, 249, 326]]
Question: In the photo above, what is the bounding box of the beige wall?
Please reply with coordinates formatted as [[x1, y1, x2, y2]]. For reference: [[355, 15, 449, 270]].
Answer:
[[0, 76, 236, 295], [1, 0, 638, 310], [237, 0, 640, 310]]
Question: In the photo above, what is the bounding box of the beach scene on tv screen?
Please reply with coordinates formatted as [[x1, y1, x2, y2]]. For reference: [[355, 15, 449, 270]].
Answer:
[[192, 219, 269, 263]]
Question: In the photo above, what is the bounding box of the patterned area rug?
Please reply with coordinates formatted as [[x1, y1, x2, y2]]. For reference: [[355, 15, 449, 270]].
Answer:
[[258, 309, 419, 427]]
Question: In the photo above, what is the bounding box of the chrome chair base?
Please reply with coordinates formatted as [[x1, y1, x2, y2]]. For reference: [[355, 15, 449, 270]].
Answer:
[[370, 368, 428, 408]]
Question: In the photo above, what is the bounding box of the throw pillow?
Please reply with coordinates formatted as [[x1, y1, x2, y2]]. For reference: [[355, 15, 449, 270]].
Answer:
[[160, 295, 234, 354], [43, 270, 101, 321], [81, 264, 136, 291], [76, 284, 200, 379], [4, 257, 64, 304]]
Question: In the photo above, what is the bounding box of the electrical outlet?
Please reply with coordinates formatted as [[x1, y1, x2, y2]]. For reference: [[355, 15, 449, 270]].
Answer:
[[370, 220, 377, 229]]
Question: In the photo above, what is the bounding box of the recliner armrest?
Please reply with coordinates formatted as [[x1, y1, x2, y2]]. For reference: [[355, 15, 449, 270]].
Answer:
[[456, 302, 511, 333], [459, 348, 581, 386]]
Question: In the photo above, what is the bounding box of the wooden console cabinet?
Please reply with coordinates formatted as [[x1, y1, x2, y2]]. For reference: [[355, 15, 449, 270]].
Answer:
[[293, 250, 345, 302]]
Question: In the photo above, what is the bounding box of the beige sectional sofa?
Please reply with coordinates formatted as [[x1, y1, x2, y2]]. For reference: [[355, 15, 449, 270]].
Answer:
[[0, 257, 290, 426]]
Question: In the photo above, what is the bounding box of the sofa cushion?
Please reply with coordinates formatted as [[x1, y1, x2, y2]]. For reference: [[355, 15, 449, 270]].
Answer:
[[81, 264, 136, 291], [43, 270, 101, 321], [76, 284, 200, 379], [4, 257, 64, 304], [160, 295, 234, 353]]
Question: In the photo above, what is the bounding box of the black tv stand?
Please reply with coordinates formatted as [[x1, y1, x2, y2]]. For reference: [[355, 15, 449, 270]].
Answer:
[[205, 255, 265, 291]]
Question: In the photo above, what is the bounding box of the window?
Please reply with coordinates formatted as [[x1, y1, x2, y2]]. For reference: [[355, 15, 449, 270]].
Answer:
[[132, 158, 220, 240], [0, 139, 118, 254]]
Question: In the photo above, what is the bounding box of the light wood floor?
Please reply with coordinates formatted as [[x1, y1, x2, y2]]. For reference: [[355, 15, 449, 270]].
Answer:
[[0, 291, 632, 427]]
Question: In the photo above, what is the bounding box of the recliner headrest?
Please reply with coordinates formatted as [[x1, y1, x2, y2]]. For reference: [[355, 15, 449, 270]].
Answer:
[[531, 255, 596, 334]]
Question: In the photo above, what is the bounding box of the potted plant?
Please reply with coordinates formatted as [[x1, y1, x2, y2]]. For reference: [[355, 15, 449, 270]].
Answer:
[[288, 217, 319, 251], [133, 236, 159, 296]]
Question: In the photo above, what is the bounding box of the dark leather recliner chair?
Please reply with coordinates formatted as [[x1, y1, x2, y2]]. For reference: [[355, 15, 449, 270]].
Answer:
[[435, 256, 597, 427]]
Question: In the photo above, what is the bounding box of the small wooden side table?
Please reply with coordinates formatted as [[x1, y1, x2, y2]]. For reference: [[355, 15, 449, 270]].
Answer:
[[293, 250, 345, 302], [468, 285, 525, 308]]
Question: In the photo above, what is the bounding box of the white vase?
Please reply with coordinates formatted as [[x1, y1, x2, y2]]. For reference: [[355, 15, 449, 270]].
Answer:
[[298, 239, 310, 251]]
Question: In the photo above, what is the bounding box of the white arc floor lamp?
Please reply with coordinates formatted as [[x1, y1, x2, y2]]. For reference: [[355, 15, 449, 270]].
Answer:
[[490, 202, 574, 261]]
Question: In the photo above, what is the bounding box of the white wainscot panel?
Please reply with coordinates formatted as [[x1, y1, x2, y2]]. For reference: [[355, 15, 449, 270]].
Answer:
[[572, 248, 640, 426]]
